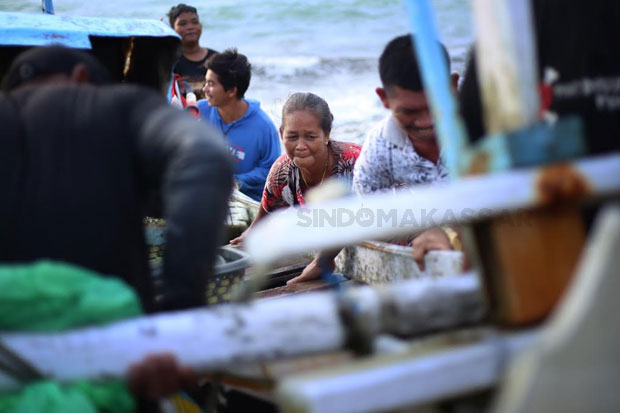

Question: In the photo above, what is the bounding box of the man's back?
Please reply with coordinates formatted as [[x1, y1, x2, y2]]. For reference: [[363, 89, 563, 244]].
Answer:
[[0, 83, 233, 312]]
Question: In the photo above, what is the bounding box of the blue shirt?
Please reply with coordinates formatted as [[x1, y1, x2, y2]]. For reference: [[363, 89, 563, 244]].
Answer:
[[197, 99, 281, 201]]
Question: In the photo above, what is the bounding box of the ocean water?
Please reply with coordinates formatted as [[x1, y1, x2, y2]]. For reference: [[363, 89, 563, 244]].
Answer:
[[2, 0, 473, 143]]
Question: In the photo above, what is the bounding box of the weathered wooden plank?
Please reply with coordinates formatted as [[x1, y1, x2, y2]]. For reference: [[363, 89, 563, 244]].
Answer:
[[376, 273, 483, 337], [0, 293, 346, 390], [335, 241, 422, 284], [473, 0, 540, 133], [0, 274, 484, 390], [475, 206, 585, 325], [245, 154, 620, 266], [276, 327, 539, 413], [335, 242, 464, 284]]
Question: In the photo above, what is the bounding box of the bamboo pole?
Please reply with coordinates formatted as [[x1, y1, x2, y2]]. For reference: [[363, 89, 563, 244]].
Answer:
[[42, 0, 55, 15], [402, 0, 469, 178]]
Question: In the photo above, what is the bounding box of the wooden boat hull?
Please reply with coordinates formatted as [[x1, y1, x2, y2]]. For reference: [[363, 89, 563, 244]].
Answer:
[[335, 241, 464, 284]]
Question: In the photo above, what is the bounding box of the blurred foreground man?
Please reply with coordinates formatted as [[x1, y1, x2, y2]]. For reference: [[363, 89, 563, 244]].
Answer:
[[0, 46, 234, 407], [0, 46, 233, 312]]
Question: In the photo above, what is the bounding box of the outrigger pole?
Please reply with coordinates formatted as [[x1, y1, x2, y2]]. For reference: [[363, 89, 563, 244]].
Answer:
[[42, 0, 55, 15]]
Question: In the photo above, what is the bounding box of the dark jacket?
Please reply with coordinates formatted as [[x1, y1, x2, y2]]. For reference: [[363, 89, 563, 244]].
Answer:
[[0, 83, 233, 313]]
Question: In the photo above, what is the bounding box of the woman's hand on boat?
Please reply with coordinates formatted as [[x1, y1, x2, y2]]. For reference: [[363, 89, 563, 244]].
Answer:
[[287, 260, 323, 284], [411, 228, 452, 270], [287, 253, 336, 285], [229, 230, 246, 246], [127, 353, 198, 401]]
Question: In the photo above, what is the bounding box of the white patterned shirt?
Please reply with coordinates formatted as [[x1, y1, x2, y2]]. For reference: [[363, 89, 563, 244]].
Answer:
[[353, 114, 449, 195]]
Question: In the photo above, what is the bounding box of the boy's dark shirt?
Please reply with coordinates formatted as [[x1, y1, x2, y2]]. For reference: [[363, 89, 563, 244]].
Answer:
[[173, 48, 218, 82]]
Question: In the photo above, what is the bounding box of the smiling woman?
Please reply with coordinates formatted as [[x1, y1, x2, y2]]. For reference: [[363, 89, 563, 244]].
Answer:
[[262, 93, 360, 212], [281, 106, 332, 188], [230, 92, 361, 283], [168, 3, 217, 98]]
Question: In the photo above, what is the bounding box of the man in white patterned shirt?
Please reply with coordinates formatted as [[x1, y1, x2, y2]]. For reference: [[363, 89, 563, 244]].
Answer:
[[353, 34, 461, 266]]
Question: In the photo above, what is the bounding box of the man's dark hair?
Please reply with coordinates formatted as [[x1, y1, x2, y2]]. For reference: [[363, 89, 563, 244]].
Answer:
[[167, 3, 198, 27], [206, 49, 252, 99], [1, 46, 110, 92], [379, 34, 450, 93]]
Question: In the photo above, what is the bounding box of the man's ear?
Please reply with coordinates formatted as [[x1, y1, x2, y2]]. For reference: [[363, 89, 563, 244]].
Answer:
[[450, 73, 460, 91], [376, 87, 390, 109], [228, 86, 238, 98], [70, 63, 90, 84]]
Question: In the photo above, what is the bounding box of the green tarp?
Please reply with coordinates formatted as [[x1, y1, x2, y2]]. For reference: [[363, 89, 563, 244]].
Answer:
[[0, 261, 142, 412]]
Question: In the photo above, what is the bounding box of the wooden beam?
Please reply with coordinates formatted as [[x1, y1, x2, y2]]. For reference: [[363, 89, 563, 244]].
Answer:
[[276, 328, 539, 413], [245, 154, 620, 266], [473, 0, 540, 133], [474, 206, 585, 325], [0, 275, 483, 390]]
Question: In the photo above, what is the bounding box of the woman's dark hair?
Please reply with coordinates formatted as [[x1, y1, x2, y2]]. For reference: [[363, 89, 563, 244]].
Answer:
[[167, 3, 198, 27], [281, 92, 334, 134], [206, 49, 251, 99], [379, 34, 450, 93]]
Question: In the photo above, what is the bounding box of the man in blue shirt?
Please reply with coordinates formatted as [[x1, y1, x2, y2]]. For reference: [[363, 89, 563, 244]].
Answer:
[[198, 49, 281, 201]]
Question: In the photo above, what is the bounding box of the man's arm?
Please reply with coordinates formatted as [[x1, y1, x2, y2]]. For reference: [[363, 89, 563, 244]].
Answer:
[[132, 99, 234, 311]]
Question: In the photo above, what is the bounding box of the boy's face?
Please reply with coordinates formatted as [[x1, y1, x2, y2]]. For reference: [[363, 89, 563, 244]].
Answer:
[[377, 86, 436, 143], [203, 70, 234, 107], [173, 12, 202, 44]]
